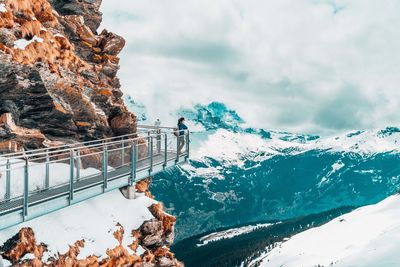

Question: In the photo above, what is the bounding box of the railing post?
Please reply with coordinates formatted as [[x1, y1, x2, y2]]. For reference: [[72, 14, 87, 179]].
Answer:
[[176, 132, 180, 163], [121, 140, 125, 166], [163, 133, 168, 169], [76, 149, 81, 181], [185, 131, 190, 161], [45, 149, 49, 189], [147, 131, 151, 157], [5, 159, 11, 201], [149, 136, 153, 175], [69, 150, 74, 205], [102, 146, 108, 192], [130, 143, 137, 185], [154, 119, 161, 155], [156, 129, 161, 155], [23, 158, 29, 219]]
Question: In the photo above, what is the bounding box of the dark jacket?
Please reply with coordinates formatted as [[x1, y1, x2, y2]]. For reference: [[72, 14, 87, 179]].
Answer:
[[178, 122, 188, 136]]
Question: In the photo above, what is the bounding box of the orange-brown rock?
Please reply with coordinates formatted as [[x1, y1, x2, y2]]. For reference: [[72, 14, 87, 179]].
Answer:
[[0, 227, 43, 263], [113, 223, 125, 245], [98, 30, 125, 56], [0, 0, 136, 150], [129, 230, 142, 252], [0, 113, 47, 149], [153, 247, 183, 267], [48, 0, 103, 33], [142, 250, 156, 265], [63, 15, 99, 46], [110, 112, 137, 136], [1, 221, 182, 266], [149, 203, 177, 234], [101, 245, 142, 267], [78, 147, 103, 169], [136, 177, 154, 198], [75, 121, 92, 128], [0, 140, 22, 154]]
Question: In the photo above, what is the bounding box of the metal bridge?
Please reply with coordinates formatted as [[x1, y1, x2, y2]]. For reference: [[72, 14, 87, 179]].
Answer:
[[0, 125, 189, 231]]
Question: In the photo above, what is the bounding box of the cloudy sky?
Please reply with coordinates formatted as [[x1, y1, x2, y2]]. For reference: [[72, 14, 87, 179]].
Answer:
[[100, 0, 400, 135]]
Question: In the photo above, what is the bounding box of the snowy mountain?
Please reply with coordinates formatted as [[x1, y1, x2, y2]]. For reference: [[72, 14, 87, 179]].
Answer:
[[125, 95, 148, 122], [149, 102, 400, 241], [254, 194, 400, 267]]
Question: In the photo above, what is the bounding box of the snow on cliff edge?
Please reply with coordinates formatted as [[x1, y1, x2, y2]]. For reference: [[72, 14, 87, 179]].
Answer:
[[0, 190, 156, 264], [256, 194, 400, 267]]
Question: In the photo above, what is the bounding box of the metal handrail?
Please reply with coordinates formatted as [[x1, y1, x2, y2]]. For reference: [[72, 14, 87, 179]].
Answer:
[[0, 135, 179, 170], [137, 125, 177, 130], [0, 129, 187, 162], [0, 126, 183, 160]]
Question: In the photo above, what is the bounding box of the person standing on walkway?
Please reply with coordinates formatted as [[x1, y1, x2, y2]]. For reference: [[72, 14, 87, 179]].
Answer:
[[177, 117, 188, 154]]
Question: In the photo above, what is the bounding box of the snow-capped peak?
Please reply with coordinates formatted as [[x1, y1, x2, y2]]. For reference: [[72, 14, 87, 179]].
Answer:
[[191, 127, 400, 168]]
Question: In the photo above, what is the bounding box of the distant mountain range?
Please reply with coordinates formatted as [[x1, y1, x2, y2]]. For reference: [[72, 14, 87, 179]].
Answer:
[[139, 101, 400, 241]]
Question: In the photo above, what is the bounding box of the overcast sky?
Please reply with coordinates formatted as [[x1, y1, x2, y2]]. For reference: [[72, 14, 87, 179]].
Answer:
[[100, 0, 400, 135]]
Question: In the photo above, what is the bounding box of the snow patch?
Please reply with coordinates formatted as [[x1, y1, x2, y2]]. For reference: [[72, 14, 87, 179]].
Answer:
[[136, 245, 146, 255], [197, 223, 274, 246], [182, 164, 224, 180], [0, 3, 7, 13], [13, 36, 43, 50], [318, 161, 345, 186], [20, 253, 35, 261]]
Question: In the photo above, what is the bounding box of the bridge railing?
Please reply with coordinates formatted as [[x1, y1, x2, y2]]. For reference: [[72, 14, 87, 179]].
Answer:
[[0, 126, 189, 210], [0, 126, 174, 160]]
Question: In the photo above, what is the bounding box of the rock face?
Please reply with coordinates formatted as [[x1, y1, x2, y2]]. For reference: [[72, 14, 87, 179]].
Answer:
[[0, 0, 136, 152]]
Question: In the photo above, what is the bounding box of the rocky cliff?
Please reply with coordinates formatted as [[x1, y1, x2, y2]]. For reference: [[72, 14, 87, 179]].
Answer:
[[0, 0, 182, 266], [0, 0, 136, 152]]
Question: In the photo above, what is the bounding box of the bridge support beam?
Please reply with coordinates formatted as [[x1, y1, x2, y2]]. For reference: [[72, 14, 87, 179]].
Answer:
[[120, 184, 136, 200]]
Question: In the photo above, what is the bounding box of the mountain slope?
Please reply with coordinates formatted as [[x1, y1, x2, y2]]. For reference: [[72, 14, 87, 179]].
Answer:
[[255, 194, 400, 267], [152, 125, 400, 240]]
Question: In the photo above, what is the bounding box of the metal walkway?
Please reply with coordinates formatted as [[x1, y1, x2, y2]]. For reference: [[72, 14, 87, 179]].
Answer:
[[0, 126, 189, 230]]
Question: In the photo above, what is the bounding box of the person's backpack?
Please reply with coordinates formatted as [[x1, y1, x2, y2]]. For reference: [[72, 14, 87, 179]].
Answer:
[[173, 128, 179, 137]]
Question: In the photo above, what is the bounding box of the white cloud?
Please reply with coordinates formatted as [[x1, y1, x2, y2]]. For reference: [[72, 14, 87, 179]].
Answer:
[[100, 0, 400, 135]]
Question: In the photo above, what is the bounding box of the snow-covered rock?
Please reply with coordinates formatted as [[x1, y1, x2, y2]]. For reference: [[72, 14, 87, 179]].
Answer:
[[0, 190, 155, 261], [256, 194, 400, 267]]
